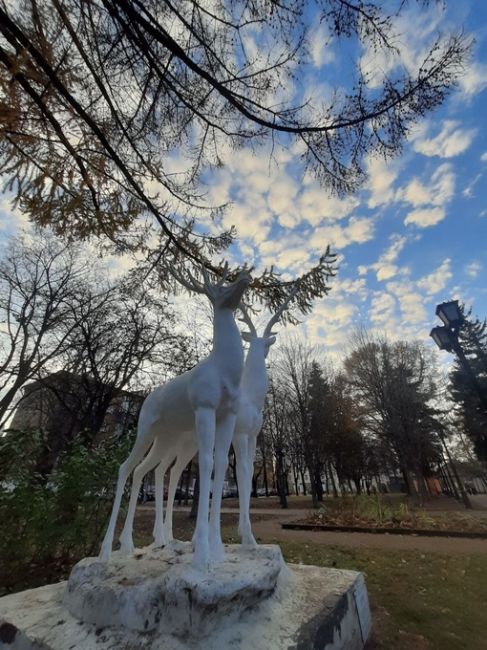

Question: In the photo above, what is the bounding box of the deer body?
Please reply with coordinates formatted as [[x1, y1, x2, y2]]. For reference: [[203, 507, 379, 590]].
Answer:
[[156, 293, 295, 548], [99, 267, 250, 570], [231, 336, 271, 546]]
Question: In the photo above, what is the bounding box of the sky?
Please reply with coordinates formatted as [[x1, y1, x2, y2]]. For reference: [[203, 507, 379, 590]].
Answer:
[[0, 1, 486, 363]]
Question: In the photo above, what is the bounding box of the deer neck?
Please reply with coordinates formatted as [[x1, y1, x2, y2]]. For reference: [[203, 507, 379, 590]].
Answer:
[[241, 344, 268, 410], [211, 307, 244, 383]]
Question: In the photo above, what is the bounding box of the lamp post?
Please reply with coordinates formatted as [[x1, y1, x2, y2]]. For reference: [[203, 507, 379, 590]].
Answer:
[[437, 427, 472, 509], [429, 299, 487, 510], [430, 300, 487, 413]]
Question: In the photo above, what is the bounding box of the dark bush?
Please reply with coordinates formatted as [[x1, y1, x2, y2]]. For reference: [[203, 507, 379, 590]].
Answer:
[[0, 429, 135, 595]]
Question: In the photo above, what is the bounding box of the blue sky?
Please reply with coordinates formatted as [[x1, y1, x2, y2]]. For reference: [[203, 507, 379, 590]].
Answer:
[[0, 1, 486, 361]]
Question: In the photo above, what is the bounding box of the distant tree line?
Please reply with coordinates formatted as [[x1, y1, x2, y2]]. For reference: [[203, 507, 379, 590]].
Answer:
[[255, 321, 487, 507]]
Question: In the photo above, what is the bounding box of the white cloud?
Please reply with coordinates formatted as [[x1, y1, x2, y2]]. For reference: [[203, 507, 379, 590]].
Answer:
[[365, 155, 400, 209], [309, 24, 335, 68], [398, 163, 455, 208], [481, 152, 487, 163], [465, 261, 482, 279], [463, 173, 482, 199], [303, 296, 358, 351], [458, 62, 487, 98], [385, 278, 428, 323], [363, 234, 409, 282], [417, 259, 452, 295], [310, 216, 374, 250], [370, 292, 396, 325], [413, 120, 476, 158], [298, 183, 359, 226], [0, 197, 31, 232], [404, 206, 445, 228]]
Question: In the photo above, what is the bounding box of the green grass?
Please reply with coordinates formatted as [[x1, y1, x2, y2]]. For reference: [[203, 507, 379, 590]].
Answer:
[[259, 538, 487, 650]]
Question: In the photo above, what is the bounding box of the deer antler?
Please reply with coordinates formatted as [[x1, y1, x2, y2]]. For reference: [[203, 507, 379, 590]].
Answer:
[[171, 266, 206, 294], [216, 261, 229, 287], [263, 284, 298, 337], [238, 303, 257, 337]]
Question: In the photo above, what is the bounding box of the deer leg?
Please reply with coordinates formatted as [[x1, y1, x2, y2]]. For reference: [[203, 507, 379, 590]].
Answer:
[[246, 435, 258, 546], [99, 434, 153, 562], [209, 411, 237, 562], [152, 450, 179, 546], [153, 455, 169, 547], [234, 435, 256, 547], [119, 438, 164, 555], [192, 407, 216, 571], [164, 439, 197, 544]]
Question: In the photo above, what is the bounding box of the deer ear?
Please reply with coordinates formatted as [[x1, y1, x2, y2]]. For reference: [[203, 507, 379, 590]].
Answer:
[[266, 336, 277, 347], [241, 331, 253, 342]]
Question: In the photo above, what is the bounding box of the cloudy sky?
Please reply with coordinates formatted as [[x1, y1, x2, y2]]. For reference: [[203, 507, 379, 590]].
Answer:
[[203, 0, 487, 356], [0, 1, 486, 361]]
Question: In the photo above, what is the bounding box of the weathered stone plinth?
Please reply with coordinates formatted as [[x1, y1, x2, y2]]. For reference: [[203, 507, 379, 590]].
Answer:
[[0, 543, 371, 649], [64, 542, 283, 637]]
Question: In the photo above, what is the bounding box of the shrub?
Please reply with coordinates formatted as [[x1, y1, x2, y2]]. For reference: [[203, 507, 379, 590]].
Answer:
[[0, 429, 135, 595]]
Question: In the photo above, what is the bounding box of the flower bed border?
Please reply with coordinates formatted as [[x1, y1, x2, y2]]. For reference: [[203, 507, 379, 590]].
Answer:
[[281, 521, 487, 539]]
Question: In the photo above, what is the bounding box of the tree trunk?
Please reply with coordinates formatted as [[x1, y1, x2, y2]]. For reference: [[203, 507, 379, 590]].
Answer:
[[314, 465, 324, 501], [293, 469, 299, 496], [251, 475, 257, 498], [262, 454, 269, 497], [189, 470, 200, 519], [276, 451, 288, 508], [184, 460, 192, 506], [328, 463, 339, 498], [323, 465, 329, 495], [308, 464, 318, 507]]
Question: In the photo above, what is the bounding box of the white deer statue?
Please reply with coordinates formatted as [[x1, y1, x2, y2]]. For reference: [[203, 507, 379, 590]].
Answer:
[[133, 288, 297, 549], [99, 264, 251, 570]]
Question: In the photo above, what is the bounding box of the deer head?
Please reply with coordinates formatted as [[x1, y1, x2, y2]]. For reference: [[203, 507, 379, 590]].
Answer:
[[239, 285, 297, 358], [172, 262, 252, 311]]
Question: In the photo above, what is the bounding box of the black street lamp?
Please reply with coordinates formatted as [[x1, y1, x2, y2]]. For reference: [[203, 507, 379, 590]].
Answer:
[[435, 300, 463, 329], [430, 325, 454, 352], [430, 301, 487, 413]]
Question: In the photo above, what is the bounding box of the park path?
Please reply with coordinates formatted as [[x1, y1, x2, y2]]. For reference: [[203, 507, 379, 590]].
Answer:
[[139, 503, 487, 554], [249, 515, 487, 555]]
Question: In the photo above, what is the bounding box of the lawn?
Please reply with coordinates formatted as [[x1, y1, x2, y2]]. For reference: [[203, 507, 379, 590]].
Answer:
[[253, 539, 487, 650]]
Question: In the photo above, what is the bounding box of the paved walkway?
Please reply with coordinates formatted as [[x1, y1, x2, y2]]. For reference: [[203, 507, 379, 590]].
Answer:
[[139, 503, 487, 554], [250, 516, 487, 555], [469, 494, 487, 510]]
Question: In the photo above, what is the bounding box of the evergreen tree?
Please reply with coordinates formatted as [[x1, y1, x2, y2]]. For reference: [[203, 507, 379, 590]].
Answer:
[[305, 361, 329, 505], [450, 306, 487, 460]]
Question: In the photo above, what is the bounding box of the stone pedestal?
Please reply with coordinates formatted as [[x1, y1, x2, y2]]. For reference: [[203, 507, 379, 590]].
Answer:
[[0, 543, 371, 649]]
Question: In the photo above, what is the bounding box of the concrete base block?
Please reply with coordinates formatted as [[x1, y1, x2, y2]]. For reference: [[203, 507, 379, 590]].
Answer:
[[0, 544, 371, 650]]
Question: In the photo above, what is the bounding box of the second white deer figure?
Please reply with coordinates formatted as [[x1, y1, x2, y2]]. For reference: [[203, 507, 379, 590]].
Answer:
[[99, 264, 251, 570], [145, 290, 296, 548]]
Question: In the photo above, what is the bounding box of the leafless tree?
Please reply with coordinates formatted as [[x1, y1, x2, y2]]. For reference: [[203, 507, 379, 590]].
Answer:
[[344, 329, 442, 500], [0, 233, 88, 427], [263, 378, 292, 508]]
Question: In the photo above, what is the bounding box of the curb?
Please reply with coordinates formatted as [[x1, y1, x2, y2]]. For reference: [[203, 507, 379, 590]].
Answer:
[[281, 522, 487, 539]]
